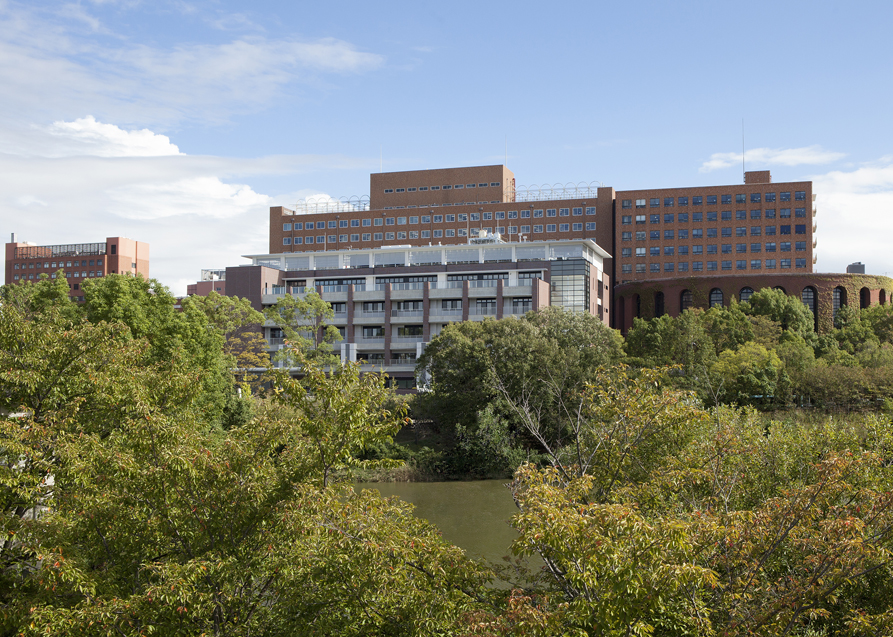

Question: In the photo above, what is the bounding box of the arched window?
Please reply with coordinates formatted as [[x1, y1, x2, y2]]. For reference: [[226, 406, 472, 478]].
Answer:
[[881, 290, 888, 306], [774, 286, 787, 294], [680, 289, 693, 311], [709, 288, 724, 308], [833, 286, 847, 326], [801, 286, 817, 330], [739, 287, 755, 303], [860, 287, 871, 309], [654, 291, 665, 318]]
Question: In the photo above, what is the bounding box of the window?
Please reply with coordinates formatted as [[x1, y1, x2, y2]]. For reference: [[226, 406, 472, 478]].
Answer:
[[736, 210, 746, 220], [649, 214, 659, 224], [707, 211, 717, 222], [283, 223, 292, 231], [445, 214, 455, 222], [795, 191, 807, 201], [362, 233, 371, 241], [706, 195, 717, 205], [795, 241, 806, 251], [650, 247, 660, 256], [622, 215, 632, 225], [751, 226, 761, 236], [734, 194, 745, 204], [796, 258, 807, 268], [650, 198, 660, 207], [664, 263, 674, 272], [781, 242, 791, 251], [408, 216, 418, 224], [508, 211, 518, 219], [339, 220, 349, 228], [678, 197, 688, 206], [751, 260, 762, 269], [385, 217, 395, 226], [559, 223, 570, 232], [678, 262, 689, 272], [533, 225, 543, 233], [483, 212, 493, 220], [692, 261, 703, 271], [766, 259, 776, 269], [664, 213, 674, 223], [294, 237, 303, 245], [781, 258, 791, 269], [585, 222, 595, 230], [305, 236, 314, 244], [635, 247, 646, 257], [706, 228, 717, 238], [795, 208, 806, 217], [636, 215, 646, 224], [385, 232, 395, 240], [781, 225, 791, 235], [433, 229, 443, 238], [664, 246, 675, 255], [765, 225, 776, 235], [710, 288, 724, 307], [766, 242, 776, 252], [622, 264, 632, 273], [495, 211, 505, 220], [546, 224, 557, 232], [664, 230, 674, 239], [445, 229, 455, 237], [339, 234, 348, 242], [707, 244, 717, 254], [722, 260, 732, 270], [546, 209, 556, 217], [650, 263, 660, 272], [374, 218, 383, 226], [693, 245, 703, 255], [636, 199, 646, 208], [622, 248, 632, 257], [736, 260, 747, 270], [722, 210, 732, 220], [490, 182, 500, 187], [622, 199, 632, 209], [678, 246, 689, 255], [283, 237, 292, 245], [636, 264, 646, 273], [780, 208, 791, 218], [573, 223, 584, 231], [736, 227, 746, 237], [693, 212, 703, 222], [722, 194, 732, 205], [315, 221, 325, 229], [751, 209, 761, 219], [678, 213, 689, 222], [693, 229, 703, 238], [521, 225, 531, 233], [795, 224, 806, 234], [678, 229, 689, 239], [650, 230, 660, 240], [750, 243, 761, 252], [736, 243, 746, 253], [585, 207, 596, 215], [559, 208, 570, 216], [622, 231, 632, 241], [471, 213, 480, 221]]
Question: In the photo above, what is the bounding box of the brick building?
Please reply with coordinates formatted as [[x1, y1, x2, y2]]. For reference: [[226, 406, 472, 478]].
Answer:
[[5, 235, 149, 301]]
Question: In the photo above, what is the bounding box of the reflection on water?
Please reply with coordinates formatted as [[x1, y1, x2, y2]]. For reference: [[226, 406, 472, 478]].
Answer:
[[356, 480, 519, 564]]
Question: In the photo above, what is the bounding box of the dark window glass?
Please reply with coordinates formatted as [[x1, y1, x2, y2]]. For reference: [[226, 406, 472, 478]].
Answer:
[[706, 195, 717, 205]]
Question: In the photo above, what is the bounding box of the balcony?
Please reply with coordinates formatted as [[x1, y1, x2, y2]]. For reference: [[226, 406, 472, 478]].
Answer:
[[469, 307, 497, 316], [430, 308, 463, 317], [389, 358, 417, 366], [392, 334, 424, 343], [468, 280, 500, 288], [391, 310, 424, 318]]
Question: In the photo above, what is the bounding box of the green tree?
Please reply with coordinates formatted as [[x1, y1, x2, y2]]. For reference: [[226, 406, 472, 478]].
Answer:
[[741, 287, 816, 340], [263, 291, 342, 366], [709, 341, 788, 407]]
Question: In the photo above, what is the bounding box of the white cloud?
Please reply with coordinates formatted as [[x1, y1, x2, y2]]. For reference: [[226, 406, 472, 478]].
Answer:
[[0, 4, 385, 126], [45, 116, 182, 157], [700, 145, 846, 173], [0, 117, 372, 295], [811, 159, 893, 277]]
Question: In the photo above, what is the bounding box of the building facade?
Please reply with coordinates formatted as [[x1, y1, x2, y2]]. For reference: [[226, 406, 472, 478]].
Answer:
[[225, 239, 609, 390], [5, 236, 150, 301]]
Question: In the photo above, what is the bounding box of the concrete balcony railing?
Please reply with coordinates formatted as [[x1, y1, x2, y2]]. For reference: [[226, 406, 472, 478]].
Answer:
[[389, 358, 417, 366], [430, 308, 463, 317], [392, 335, 424, 342], [391, 310, 424, 318], [468, 307, 497, 316]]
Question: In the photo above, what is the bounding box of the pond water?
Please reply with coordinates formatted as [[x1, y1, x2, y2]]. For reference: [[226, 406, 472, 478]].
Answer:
[[355, 479, 520, 564]]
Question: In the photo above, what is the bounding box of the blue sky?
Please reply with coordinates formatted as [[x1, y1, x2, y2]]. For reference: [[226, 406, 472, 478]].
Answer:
[[2, 0, 892, 293]]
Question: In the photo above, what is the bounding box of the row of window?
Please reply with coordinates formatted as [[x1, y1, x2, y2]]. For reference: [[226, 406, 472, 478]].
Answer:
[[621, 191, 807, 208], [13, 271, 104, 281], [621, 209, 808, 225], [622, 225, 808, 241], [620, 259, 808, 273], [282, 223, 598, 245], [13, 258, 103, 269], [383, 182, 501, 194], [621, 242, 809, 257], [283, 208, 597, 232]]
